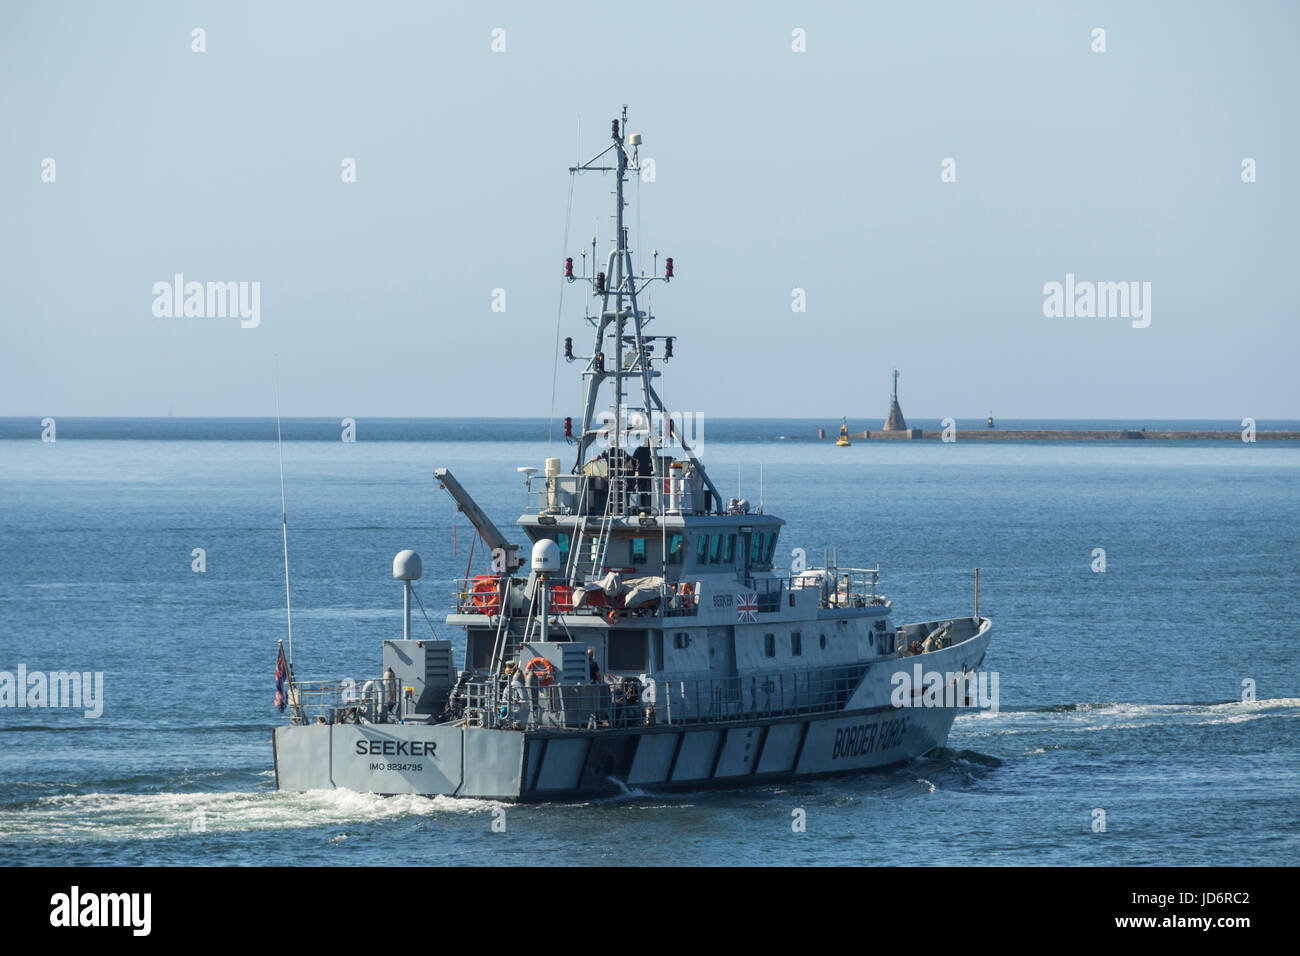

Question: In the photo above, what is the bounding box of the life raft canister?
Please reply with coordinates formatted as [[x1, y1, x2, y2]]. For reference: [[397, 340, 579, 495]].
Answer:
[[471, 574, 501, 614], [524, 656, 556, 687]]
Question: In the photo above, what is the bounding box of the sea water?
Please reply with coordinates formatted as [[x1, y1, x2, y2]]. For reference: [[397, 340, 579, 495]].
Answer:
[[1, 421, 1297, 865]]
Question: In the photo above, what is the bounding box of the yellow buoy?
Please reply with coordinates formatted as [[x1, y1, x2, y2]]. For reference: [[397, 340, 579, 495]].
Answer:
[[836, 417, 852, 446]]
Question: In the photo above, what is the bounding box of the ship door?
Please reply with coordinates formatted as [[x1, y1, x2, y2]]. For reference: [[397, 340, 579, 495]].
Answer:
[[708, 627, 736, 678], [708, 627, 739, 718]]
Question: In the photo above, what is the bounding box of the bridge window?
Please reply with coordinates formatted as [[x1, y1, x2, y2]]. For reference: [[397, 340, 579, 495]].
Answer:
[[764, 633, 776, 657], [792, 632, 802, 656], [666, 534, 685, 564], [709, 534, 722, 563], [722, 534, 735, 563], [630, 537, 647, 564], [748, 531, 776, 566], [696, 534, 709, 563]]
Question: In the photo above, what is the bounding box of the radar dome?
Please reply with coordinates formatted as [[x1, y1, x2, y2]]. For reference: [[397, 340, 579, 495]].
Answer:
[[531, 539, 561, 574], [393, 550, 423, 581]]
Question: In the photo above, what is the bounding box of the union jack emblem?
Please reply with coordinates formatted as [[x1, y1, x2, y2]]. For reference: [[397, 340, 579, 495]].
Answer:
[[737, 591, 758, 623]]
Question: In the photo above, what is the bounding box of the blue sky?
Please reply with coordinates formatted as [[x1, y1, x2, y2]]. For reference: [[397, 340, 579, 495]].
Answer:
[[2, 0, 1296, 418]]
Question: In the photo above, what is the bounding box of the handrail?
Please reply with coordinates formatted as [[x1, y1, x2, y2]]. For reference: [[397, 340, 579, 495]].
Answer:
[[449, 568, 883, 617], [450, 575, 699, 619], [290, 675, 412, 726], [782, 565, 884, 609], [459, 662, 870, 731], [522, 465, 695, 518]]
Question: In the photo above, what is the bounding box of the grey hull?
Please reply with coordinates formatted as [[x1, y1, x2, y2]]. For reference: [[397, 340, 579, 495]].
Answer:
[[274, 703, 958, 802]]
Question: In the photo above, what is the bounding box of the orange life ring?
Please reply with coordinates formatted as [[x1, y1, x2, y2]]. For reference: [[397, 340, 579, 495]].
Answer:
[[680, 581, 695, 605], [524, 656, 555, 686], [471, 575, 501, 614], [606, 609, 622, 626]]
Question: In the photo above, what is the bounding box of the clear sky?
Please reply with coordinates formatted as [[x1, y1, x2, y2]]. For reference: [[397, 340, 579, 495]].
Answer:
[[2, 0, 1296, 419]]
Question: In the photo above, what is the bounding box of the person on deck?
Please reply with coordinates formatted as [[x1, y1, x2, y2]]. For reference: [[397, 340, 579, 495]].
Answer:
[[631, 440, 653, 509]]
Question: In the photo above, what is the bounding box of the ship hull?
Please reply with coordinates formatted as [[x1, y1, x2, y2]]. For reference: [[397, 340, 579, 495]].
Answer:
[[274, 702, 960, 802]]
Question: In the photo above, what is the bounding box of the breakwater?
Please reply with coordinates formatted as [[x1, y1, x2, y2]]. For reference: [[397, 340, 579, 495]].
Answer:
[[834, 429, 1300, 441]]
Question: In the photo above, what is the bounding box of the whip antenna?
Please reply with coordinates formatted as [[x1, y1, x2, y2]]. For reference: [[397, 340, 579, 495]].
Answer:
[[273, 354, 295, 669]]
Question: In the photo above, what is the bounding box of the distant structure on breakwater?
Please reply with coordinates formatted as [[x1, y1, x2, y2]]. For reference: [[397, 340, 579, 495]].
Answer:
[[879, 370, 922, 439], [815, 371, 1300, 440], [841, 428, 1300, 441]]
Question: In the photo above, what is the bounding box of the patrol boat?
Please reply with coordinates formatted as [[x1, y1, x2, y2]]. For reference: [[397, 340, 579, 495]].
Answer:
[[272, 110, 993, 801]]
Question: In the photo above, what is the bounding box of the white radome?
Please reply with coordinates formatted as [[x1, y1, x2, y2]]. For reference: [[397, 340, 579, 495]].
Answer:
[[531, 539, 560, 573], [392, 549, 423, 581]]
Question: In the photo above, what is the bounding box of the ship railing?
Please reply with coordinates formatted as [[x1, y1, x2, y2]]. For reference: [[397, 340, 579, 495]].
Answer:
[[451, 574, 700, 620], [742, 576, 787, 613], [784, 566, 884, 610], [524, 466, 652, 517], [453, 574, 512, 615], [289, 676, 415, 726], [660, 580, 701, 617], [522, 469, 696, 518], [523, 472, 593, 517], [461, 662, 870, 731]]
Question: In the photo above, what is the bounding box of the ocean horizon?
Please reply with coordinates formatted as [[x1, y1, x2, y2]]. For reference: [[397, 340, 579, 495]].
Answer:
[[4, 416, 1299, 442]]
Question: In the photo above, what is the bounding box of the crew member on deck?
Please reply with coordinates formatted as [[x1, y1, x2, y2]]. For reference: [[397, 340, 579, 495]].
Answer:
[[632, 439, 653, 508]]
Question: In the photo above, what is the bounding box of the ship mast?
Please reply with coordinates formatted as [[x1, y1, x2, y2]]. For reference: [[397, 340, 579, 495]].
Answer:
[[566, 107, 720, 514]]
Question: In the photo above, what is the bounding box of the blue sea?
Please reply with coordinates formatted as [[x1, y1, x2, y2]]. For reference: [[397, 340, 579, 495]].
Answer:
[[1, 418, 1297, 865]]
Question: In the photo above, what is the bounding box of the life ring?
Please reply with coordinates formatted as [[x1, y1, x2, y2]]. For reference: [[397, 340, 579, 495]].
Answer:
[[524, 656, 555, 686], [606, 609, 622, 626], [471, 575, 501, 613], [680, 581, 695, 606]]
